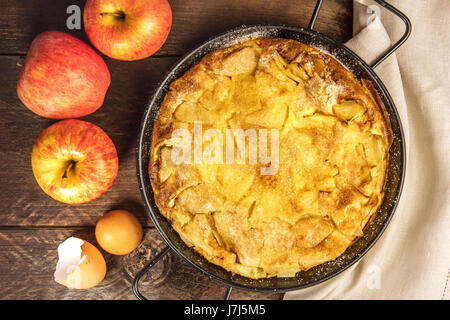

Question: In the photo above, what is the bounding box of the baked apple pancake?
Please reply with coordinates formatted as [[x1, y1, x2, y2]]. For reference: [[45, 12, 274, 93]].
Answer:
[[149, 38, 392, 279]]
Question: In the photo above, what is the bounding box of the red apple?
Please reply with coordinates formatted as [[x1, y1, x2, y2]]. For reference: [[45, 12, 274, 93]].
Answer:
[[17, 31, 111, 119], [84, 0, 172, 61], [31, 119, 119, 204]]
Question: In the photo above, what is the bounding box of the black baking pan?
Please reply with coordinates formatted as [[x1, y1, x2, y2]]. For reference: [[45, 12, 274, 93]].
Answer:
[[134, 0, 411, 299]]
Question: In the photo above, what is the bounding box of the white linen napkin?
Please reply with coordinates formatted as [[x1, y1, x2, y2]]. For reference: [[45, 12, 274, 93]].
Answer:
[[285, 0, 450, 300]]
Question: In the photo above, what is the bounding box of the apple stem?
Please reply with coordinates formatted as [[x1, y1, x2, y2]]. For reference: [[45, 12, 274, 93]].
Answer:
[[62, 160, 77, 179], [99, 11, 126, 20]]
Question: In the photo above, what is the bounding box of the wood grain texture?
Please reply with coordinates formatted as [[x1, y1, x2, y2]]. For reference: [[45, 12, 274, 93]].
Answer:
[[0, 0, 353, 300], [0, 55, 177, 227], [0, 0, 353, 56], [0, 228, 283, 300], [0, 0, 353, 227]]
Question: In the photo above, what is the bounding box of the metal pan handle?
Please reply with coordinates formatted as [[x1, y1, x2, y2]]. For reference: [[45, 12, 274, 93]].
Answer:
[[132, 245, 233, 300], [132, 245, 171, 300], [307, 0, 411, 69]]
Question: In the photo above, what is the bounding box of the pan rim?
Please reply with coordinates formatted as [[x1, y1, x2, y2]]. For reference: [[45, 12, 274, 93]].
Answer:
[[136, 24, 406, 292]]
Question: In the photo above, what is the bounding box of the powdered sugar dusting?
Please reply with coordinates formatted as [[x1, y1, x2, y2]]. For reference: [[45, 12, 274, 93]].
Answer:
[[139, 25, 406, 290]]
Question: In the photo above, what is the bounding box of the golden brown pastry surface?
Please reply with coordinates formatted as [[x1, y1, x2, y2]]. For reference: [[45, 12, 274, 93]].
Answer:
[[149, 38, 391, 279]]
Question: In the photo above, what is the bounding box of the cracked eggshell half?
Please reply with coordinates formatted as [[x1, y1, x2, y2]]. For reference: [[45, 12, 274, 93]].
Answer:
[[54, 237, 106, 289]]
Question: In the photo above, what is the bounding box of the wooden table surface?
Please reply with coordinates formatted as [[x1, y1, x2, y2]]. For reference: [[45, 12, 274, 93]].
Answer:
[[0, 0, 353, 300]]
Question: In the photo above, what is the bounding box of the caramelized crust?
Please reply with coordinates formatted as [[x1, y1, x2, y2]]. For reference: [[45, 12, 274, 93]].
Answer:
[[149, 38, 391, 279]]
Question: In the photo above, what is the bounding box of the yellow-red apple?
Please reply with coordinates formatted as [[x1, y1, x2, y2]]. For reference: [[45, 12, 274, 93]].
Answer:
[[31, 119, 119, 204], [17, 31, 111, 119], [84, 0, 172, 61]]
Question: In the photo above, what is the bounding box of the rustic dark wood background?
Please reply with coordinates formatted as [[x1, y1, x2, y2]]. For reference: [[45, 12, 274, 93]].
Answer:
[[0, 0, 353, 300]]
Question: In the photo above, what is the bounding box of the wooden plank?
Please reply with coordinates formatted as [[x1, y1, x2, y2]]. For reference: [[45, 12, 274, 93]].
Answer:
[[0, 55, 177, 226], [0, 0, 352, 227], [0, 0, 353, 56], [0, 0, 353, 300], [0, 228, 283, 300]]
